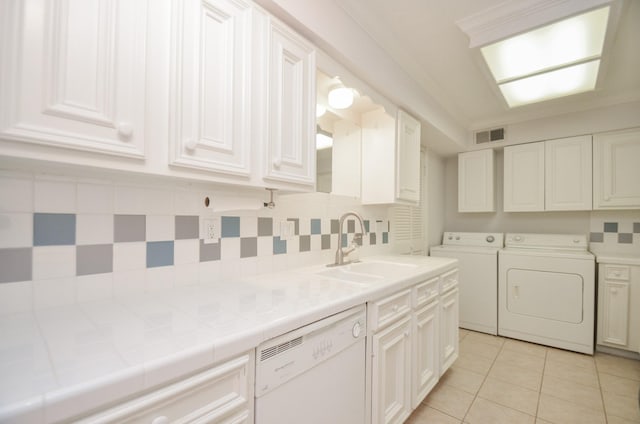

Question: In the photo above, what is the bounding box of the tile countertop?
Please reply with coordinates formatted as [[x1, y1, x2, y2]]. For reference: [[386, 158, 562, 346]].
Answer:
[[0, 255, 458, 424]]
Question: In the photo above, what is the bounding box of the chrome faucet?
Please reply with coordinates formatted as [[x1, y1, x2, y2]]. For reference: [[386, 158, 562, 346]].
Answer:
[[330, 211, 367, 267]]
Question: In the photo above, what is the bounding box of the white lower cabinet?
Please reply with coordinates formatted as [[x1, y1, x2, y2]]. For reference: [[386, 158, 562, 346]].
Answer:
[[76, 352, 254, 424], [368, 268, 457, 424]]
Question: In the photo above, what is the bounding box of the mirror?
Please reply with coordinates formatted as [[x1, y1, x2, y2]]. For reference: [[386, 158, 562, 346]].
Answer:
[[316, 69, 389, 197]]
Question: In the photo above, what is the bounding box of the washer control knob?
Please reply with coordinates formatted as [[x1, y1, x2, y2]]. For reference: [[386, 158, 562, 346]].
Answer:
[[352, 322, 361, 338], [448, 235, 453, 240], [514, 236, 522, 242], [455, 236, 460, 240], [486, 235, 495, 243]]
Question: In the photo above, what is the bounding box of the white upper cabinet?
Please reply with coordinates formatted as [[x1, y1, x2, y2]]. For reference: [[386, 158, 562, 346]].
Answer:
[[593, 128, 640, 209], [0, 0, 147, 159], [169, 0, 253, 177], [261, 15, 316, 188], [396, 110, 421, 203], [362, 109, 421, 205], [545, 135, 592, 211], [458, 149, 495, 212], [504, 142, 545, 212]]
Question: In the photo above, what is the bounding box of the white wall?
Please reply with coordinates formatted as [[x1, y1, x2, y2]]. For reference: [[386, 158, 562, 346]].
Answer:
[[426, 150, 446, 248]]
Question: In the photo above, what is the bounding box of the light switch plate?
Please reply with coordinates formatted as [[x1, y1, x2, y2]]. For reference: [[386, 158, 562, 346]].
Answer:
[[280, 221, 295, 240]]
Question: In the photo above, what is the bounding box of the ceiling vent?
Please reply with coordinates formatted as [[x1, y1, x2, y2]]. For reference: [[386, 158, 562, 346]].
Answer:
[[475, 127, 505, 144]]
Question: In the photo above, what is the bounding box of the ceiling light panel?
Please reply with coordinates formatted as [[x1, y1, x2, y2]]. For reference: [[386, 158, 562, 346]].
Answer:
[[499, 59, 600, 107], [481, 7, 609, 83]]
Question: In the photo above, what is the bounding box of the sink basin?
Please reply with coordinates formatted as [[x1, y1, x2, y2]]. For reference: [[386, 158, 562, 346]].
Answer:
[[346, 261, 418, 277], [316, 267, 384, 284]]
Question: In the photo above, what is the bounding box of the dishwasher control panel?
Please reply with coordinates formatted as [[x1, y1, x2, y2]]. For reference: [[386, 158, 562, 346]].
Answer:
[[255, 305, 366, 397]]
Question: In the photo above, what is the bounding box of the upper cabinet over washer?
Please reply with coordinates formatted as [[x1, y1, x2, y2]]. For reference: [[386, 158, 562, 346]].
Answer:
[[593, 128, 640, 210], [0, 0, 148, 159]]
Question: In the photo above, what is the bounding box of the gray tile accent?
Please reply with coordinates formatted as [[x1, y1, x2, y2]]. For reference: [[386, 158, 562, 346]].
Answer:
[[0, 248, 32, 283], [634, 222, 640, 233], [287, 218, 299, 235], [589, 232, 604, 243], [175, 216, 199, 239], [347, 219, 355, 233], [240, 237, 257, 258], [76, 244, 113, 276], [603, 222, 618, 233], [330, 219, 339, 234], [147, 241, 174, 268], [34, 213, 76, 246], [299, 235, 311, 252], [114, 215, 146, 242], [370, 233, 377, 245], [273, 237, 287, 255], [311, 219, 321, 235], [221, 216, 240, 238], [321, 234, 331, 250], [199, 239, 220, 262], [618, 233, 633, 244], [258, 217, 273, 236]]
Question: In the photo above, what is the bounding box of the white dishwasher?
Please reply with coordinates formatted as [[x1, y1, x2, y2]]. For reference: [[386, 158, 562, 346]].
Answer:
[[255, 305, 366, 424]]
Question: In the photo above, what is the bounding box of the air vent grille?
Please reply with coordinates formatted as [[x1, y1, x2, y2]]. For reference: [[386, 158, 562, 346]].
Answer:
[[260, 336, 303, 362], [475, 127, 505, 144]]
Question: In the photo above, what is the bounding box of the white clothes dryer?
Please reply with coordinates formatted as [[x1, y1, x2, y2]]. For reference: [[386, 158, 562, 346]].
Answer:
[[431, 232, 503, 335], [499, 233, 595, 354]]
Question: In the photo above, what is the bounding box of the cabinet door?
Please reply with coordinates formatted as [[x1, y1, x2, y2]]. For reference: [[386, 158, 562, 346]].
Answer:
[[396, 110, 421, 203], [504, 142, 545, 211], [0, 0, 147, 159], [412, 300, 439, 408], [458, 149, 495, 212], [545, 136, 592, 211], [601, 280, 630, 347], [372, 315, 412, 424], [440, 288, 459, 376], [593, 129, 640, 209], [263, 17, 316, 187], [169, 0, 252, 176]]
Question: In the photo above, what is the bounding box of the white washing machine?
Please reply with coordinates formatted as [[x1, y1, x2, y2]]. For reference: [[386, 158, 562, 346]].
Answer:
[[430, 232, 503, 335], [499, 233, 595, 354]]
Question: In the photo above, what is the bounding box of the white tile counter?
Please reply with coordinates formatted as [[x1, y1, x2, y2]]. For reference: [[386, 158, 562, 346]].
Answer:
[[0, 255, 457, 423]]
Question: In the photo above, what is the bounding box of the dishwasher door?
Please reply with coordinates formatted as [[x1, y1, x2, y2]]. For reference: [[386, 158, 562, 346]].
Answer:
[[255, 306, 366, 424]]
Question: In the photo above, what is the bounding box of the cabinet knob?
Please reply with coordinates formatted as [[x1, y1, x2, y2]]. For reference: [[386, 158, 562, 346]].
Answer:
[[117, 123, 133, 139], [185, 139, 198, 151], [151, 416, 169, 424], [611, 287, 618, 294], [273, 158, 282, 169]]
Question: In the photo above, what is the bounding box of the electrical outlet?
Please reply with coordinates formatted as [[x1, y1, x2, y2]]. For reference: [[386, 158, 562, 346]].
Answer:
[[280, 220, 295, 240], [203, 218, 218, 244]]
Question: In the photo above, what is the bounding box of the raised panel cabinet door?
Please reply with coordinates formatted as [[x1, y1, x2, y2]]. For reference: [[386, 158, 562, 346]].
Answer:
[[545, 135, 592, 211], [412, 300, 439, 408], [440, 288, 459, 376], [503, 142, 545, 212], [169, 0, 252, 176], [458, 149, 495, 212], [0, 0, 147, 158], [396, 110, 421, 203], [593, 129, 640, 209], [263, 17, 316, 187], [602, 280, 630, 347], [372, 315, 412, 424]]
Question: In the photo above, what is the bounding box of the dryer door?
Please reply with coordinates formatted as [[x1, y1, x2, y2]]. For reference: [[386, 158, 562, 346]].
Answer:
[[506, 269, 584, 324]]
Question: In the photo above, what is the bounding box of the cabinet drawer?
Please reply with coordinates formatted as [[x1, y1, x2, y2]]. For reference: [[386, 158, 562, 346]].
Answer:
[[76, 353, 253, 424], [604, 265, 630, 281], [414, 277, 440, 308], [441, 269, 459, 293], [369, 289, 412, 332]]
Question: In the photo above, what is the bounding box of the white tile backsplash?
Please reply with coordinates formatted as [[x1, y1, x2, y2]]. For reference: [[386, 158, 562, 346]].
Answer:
[[174, 239, 199, 265], [77, 183, 114, 214], [112, 242, 146, 272], [76, 214, 113, 245], [34, 180, 76, 213], [0, 177, 33, 212], [146, 215, 174, 242], [0, 213, 33, 248], [32, 246, 76, 280]]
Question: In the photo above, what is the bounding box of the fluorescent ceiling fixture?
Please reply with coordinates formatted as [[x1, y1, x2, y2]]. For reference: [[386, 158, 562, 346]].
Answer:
[[499, 60, 600, 107], [316, 132, 333, 150], [327, 84, 354, 109], [480, 6, 609, 107]]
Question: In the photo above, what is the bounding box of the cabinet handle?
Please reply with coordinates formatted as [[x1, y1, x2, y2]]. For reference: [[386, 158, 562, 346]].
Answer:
[[151, 416, 169, 424], [185, 139, 198, 151], [117, 123, 133, 139]]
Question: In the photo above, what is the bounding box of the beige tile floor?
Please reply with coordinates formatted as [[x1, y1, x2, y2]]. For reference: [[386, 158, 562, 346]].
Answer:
[[406, 329, 640, 424]]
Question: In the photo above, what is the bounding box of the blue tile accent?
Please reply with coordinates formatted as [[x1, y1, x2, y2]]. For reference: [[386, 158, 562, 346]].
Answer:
[[273, 237, 287, 255], [34, 213, 76, 246], [604, 222, 618, 233], [310, 219, 321, 235], [221, 216, 240, 238], [341, 233, 348, 248], [382, 232, 389, 244], [364, 220, 370, 233], [147, 241, 174, 268]]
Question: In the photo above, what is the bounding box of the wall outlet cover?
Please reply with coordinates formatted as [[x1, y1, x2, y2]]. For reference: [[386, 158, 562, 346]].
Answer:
[[203, 218, 218, 244]]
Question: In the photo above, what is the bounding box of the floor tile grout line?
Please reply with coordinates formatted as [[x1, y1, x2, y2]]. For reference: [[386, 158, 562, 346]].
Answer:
[[534, 347, 548, 422]]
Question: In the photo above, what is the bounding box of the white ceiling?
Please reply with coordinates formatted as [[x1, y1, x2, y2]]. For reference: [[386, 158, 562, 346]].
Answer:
[[335, 0, 640, 132]]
